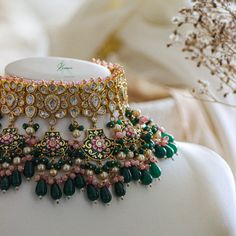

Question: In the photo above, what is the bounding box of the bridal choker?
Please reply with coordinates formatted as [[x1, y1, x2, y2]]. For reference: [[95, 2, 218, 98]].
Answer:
[[0, 59, 177, 204]]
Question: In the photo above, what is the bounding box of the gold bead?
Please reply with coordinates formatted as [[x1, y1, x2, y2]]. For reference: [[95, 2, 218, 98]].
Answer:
[[26, 126, 35, 135], [72, 129, 81, 138], [37, 164, 46, 171], [63, 164, 71, 172], [145, 149, 153, 157], [100, 172, 108, 180], [153, 130, 162, 139], [2, 162, 9, 169], [114, 124, 122, 131], [23, 146, 32, 155], [49, 169, 58, 177], [137, 154, 145, 161], [13, 157, 21, 165], [132, 109, 141, 117], [75, 158, 82, 165]]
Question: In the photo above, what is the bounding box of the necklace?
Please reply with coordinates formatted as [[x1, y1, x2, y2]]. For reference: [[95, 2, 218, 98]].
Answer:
[[0, 59, 177, 204]]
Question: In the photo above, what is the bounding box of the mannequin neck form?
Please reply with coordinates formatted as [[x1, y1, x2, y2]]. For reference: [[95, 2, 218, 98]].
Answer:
[[5, 57, 111, 81], [4, 57, 112, 139], [0, 57, 235, 236]]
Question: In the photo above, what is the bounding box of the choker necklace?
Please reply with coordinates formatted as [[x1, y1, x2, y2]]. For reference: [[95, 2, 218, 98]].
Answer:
[[0, 59, 177, 204]]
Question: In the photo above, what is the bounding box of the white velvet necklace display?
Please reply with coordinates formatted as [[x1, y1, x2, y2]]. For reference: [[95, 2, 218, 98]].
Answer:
[[0, 57, 235, 236]]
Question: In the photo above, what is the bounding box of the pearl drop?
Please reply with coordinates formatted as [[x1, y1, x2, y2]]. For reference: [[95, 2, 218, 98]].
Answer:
[[63, 164, 71, 172], [72, 129, 81, 138], [50, 169, 58, 177], [2, 162, 9, 169], [26, 126, 35, 135], [23, 146, 32, 155], [145, 150, 153, 157], [37, 164, 46, 171], [13, 157, 21, 165]]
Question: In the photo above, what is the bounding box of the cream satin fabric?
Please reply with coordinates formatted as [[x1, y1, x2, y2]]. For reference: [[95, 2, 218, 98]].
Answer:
[[50, 0, 236, 178]]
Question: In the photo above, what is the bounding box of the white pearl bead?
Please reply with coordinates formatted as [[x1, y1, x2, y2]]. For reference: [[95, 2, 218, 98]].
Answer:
[[23, 146, 32, 155], [72, 129, 81, 138], [100, 172, 108, 179], [13, 157, 21, 165], [75, 158, 82, 165], [63, 164, 71, 172], [26, 126, 35, 135], [111, 167, 119, 173], [132, 109, 141, 117], [2, 162, 9, 169], [117, 152, 126, 160], [127, 151, 134, 158], [37, 164, 46, 171], [86, 170, 94, 176]]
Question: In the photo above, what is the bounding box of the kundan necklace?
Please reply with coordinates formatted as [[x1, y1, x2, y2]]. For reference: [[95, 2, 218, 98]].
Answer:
[[0, 59, 177, 204]]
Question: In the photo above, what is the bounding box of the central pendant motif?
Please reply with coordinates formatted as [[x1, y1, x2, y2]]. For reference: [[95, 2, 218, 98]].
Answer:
[[36, 131, 68, 158], [82, 129, 113, 160]]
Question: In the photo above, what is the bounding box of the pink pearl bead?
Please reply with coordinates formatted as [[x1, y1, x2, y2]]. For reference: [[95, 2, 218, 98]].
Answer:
[[34, 175, 41, 181], [70, 173, 76, 179], [113, 177, 119, 183], [9, 165, 14, 171], [68, 140, 74, 146], [5, 170, 12, 176], [74, 167, 80, 173], [124, 161, 131, 167], [139, 164, 146, 170], [62, 176, 68, 181], [18, 166, 24, 172], [139, 116, 149, 124], [0, 170, 4, 177], [115, 132, 125, 139], [48, 178, 54, 185]]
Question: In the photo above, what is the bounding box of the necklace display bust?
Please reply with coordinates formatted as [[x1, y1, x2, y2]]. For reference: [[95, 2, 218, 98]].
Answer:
[[0, 57, 235, 236]]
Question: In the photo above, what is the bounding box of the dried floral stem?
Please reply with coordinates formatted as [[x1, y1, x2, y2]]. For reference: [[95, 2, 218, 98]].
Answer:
[[169, 0, 236, 106]]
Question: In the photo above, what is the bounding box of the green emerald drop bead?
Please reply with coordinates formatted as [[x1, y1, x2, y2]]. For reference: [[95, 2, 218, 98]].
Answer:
[[129, 166, 141, 181], [63, 178, 75, 197], [144, 132, 152, 142], [35, 179, 47, 198], [23, 160, 35, 178], [120, 167, 132, 183], [50, 183, 62, 202], [154, 145, 167, 158], [140, 170, 153, 185], [164, 145, 175, 158], [74, 174, 86, 189], [0, 176, 10, 191], [100, 186, 112, 204], [11, 170, 22, 187], [149, 163, 161, 178], [168, 143, 177, 154], [87, 184, 99, 202], [117, 119, 123, 125], [114, 182, 126, 197]]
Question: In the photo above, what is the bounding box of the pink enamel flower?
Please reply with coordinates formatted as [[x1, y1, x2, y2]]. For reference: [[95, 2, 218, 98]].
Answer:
[[0, 133, 14, 144], [92, 136, 106, 152], [46, 137, 60, 151]]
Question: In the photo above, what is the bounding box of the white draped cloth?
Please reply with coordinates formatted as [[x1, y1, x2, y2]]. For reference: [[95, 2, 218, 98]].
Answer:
[[49, 0, 236, 178]]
